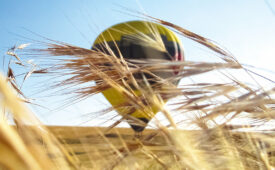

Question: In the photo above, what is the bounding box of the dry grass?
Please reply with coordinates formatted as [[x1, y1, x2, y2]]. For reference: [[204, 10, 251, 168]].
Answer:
[[0, 74, 77, 170], [1, 16, 275, 169]]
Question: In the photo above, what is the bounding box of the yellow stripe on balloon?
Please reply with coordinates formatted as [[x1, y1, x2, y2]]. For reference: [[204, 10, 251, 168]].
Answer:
[[102, 87, 159, 119], [94, 21, 181, 45]]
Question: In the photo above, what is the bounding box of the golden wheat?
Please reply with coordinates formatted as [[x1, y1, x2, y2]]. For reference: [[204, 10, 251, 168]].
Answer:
[[1, 15, 274, 169]]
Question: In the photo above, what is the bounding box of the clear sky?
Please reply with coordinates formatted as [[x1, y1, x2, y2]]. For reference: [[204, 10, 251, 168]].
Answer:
[[0, 0, 274, 126]]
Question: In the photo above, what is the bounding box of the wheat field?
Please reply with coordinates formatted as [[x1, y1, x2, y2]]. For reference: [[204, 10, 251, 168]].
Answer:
[[1, 15, 275, 170]]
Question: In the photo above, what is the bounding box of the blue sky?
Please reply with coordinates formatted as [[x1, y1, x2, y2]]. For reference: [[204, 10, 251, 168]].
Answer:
[[1, 1, 275, 68], [0, 0, 274, 126]]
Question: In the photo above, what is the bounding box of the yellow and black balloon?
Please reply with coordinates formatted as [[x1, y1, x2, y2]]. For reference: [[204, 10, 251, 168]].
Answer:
[[92, 21, 184, 132]]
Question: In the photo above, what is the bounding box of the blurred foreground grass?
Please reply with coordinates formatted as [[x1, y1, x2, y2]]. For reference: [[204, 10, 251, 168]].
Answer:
[[1, 75, 274, 169]]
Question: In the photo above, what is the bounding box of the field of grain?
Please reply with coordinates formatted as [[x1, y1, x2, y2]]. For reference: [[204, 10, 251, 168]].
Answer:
[[48, 126, 275, 169], [1, 15, 274, 169]]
